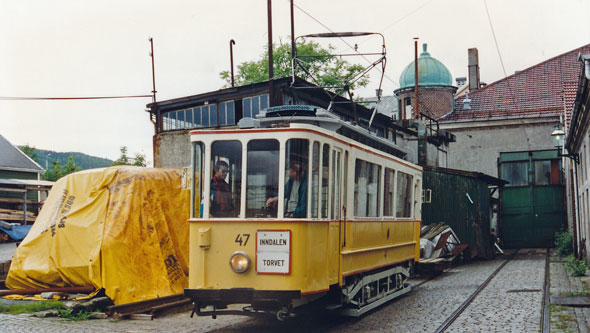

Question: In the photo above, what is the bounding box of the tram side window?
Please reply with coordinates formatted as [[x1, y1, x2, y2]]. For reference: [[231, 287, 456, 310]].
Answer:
[[311, 142, 320, 218], [321, 144, 330, 218], [384, 168, 395, 216], [354, 159, 381, 217], [246, 139, 279, 218], [192, 142, 204, 218], [331, 150, 342, 220], [395, 172, 413, 218], [210, 141, 242, 218], [283, 139, 309, 218]]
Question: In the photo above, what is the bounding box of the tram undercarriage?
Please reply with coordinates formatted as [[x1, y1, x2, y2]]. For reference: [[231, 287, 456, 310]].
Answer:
[[187, 262, 412, 320], [336, 263, 412, 317]]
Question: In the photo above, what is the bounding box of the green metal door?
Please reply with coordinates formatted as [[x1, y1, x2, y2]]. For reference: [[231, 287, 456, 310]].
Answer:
[[500, 150, 565, 248]]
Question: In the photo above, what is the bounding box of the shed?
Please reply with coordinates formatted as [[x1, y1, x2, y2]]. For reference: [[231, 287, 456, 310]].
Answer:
[[0, 134, 49, 224], [422, 166, 506, 259]]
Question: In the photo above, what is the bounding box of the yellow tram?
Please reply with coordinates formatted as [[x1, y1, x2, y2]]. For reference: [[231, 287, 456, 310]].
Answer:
[[185, 106, 422, 319]]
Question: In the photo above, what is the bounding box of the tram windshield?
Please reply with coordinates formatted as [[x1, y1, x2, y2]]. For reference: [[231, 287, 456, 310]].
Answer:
[[247, 139, 279, 218], [284, 139, 309, 218], [210, 141, 241, 218]]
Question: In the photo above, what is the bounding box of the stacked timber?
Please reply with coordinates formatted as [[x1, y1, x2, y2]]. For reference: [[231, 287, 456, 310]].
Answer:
[[0, 208, 36, 223]]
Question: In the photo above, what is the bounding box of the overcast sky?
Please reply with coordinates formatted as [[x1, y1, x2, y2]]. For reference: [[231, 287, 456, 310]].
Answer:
[[1, 0, 589, 165]]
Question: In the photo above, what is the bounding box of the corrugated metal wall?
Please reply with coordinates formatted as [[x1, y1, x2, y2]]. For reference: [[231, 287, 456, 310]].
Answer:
[[422, 170, 494, 259]]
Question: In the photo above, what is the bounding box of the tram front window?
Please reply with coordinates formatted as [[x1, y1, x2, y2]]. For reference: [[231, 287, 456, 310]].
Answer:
[[247, 139, 279, 218], [284, 139, 309, 218], [210, 141, 242, 218]]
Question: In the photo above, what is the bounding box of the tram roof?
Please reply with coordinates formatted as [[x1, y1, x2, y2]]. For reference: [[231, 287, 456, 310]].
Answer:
[[191, 105, 409, 159]]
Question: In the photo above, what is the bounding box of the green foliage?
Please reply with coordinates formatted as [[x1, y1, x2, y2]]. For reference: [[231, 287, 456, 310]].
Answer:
[[18, 146, 114, 170], [57, 308, 93, 321], [566, 256, 588, 277], [43, 155, 81, 181], [0, 301, 64, 314], [555, 231, 573, 257], [111, 146, 147, 167], [20, 145, 40, 163], [219, 39, 369, 93]]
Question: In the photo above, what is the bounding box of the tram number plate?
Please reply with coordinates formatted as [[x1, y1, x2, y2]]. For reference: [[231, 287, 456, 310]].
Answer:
[[256, 230, 290, 274]]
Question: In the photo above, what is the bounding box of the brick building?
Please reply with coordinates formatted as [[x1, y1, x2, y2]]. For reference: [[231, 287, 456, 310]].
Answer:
[[394, 44, 458, 120]]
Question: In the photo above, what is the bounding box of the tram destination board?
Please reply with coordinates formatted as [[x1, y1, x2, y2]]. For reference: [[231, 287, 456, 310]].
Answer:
[[256, 230, 291, 274]]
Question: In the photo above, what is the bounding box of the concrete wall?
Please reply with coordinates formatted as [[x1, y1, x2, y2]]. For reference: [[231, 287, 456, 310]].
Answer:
[[154, 130, 191, 169], [441, 119, 558, 178], [571, 127, 590, 258]]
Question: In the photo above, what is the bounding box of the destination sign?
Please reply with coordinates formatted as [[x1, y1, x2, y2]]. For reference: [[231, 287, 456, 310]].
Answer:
[[256, 230, 290, 274]]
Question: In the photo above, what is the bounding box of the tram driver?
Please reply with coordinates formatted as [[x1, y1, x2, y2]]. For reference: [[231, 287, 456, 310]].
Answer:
[[210, 160, 234, 217], [266, 161, 307, 218]]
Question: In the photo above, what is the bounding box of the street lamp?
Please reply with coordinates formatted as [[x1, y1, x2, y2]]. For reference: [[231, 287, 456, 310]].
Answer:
[[551, 124, 579, 164], [45, 153, 51, 170]]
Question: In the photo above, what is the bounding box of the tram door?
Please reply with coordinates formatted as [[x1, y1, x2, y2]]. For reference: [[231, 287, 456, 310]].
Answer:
[[328, 147, 343, 284]]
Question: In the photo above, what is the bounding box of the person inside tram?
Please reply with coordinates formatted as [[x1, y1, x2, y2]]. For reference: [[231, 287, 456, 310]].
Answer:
[[266, 161, 307, 218], [210, 160, 234, 217]]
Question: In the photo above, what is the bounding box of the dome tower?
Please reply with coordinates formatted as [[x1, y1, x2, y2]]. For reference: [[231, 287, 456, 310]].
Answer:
[[394, 44, 457, 120]]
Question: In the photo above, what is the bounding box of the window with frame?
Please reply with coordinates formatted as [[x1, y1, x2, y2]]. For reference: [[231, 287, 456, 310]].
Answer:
[[192, 142, 204, 218], [210, 141, 242, 218], [246, 140, 279, 218], [331, 150, 342, 219], [354, 159, 381, 217], [311, 142, 320, 218], [218, 100, 235, 126], [395, 171, 413, 218], [384, 168, 395, 216], [284, 139, 309, 218], [534, 160, 561, 185], [501, 162, 528, 187], [321, 144, 330, 218], [242, 94, 269, 119]]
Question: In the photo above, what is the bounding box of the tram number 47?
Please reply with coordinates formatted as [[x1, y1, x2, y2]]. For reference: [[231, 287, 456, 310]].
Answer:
[[235, 234, 250, 246]]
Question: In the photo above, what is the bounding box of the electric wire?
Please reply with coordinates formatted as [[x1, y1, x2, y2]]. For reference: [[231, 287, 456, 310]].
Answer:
[[0, 94, 153, 101], [352, 0, 436, 49], [482, 0, 531, 149], [290, 1, 399, 88]]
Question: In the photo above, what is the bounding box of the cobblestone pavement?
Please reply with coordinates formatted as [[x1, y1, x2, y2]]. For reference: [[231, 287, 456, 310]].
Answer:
[[549, 252, 590, 333], [0, 249, 569, 332], [446, 248, 545, 333]]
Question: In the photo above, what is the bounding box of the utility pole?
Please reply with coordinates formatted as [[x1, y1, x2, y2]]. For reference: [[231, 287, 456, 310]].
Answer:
[[267, 0, 274, 107], [413, 37, 419, 119]]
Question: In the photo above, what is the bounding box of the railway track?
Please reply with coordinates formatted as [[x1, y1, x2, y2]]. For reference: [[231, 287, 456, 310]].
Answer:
[[426, 249, 550, 333]]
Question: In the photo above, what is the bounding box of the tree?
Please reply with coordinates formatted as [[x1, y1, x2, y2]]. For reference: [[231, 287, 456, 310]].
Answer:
[[43, 155, 80, 181], [219, 39, 369, 93], [111, 146, 130, 166], [20, 145, 39, 163], [111, 146, 147, 167]]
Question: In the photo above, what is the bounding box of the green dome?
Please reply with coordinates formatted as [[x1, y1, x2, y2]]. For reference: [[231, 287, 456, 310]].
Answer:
[[399, 44, 452, 89]]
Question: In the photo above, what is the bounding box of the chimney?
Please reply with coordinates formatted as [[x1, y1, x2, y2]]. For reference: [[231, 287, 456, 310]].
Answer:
[[468, 48, 480, 91]]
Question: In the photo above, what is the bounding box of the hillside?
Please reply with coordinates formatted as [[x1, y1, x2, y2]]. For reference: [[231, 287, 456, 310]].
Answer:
[[19, 147, 113, 170]]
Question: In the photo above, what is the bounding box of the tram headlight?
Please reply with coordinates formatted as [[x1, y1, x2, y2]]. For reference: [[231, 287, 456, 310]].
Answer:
[[229, 251, 251, 274]]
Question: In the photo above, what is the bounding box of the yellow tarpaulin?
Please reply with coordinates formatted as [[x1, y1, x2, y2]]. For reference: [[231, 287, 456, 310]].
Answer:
[[6, 166, 191, 305]]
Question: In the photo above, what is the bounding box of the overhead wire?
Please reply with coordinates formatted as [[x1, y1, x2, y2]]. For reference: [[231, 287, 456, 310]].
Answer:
[[290, 1, 399, 88], [482, 0, 530, 149], [0, 94, 153, 101], [353, 0, 436, 49]]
